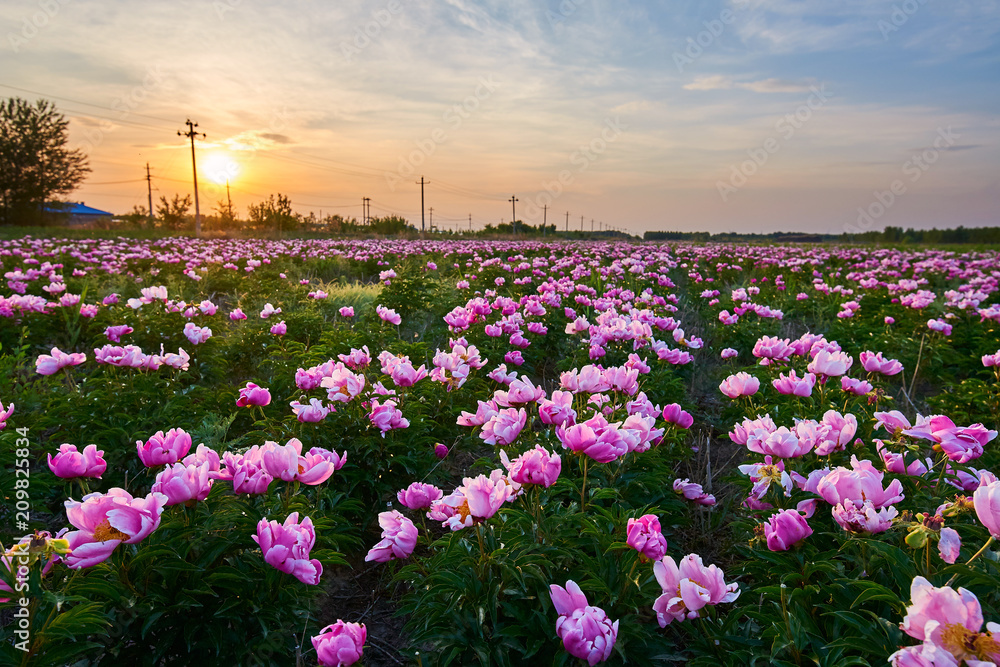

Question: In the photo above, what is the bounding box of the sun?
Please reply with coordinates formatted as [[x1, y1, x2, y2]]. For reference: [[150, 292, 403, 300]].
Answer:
[[202, 152, 240, 185]]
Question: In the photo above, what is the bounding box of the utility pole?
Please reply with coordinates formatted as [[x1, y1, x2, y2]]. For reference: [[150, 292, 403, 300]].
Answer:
[[509, 195, 518, 236], [225, 180, 233, 222], [363, 197, 371, 225], [565, 211, 569, 235], [429, 207, 434, 232], [580, 215, 584, 232], [145, 163, 153, 224], [542, 204, 547, 237], [178, 119, 205, 236], [416, 176, 428, 234], [469, 213, 472, 233]]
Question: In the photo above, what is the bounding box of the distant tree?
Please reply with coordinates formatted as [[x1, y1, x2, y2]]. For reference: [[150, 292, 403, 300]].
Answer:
[[119, 204, 151, 229], [0, 97, 90, 225], [156, 194, 192, 230], [247, 194, 298, 233], [213, 198, 237, 229]]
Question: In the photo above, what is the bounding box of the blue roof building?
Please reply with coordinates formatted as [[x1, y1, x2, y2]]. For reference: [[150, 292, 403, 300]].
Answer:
[[44, 202, 114, 226]]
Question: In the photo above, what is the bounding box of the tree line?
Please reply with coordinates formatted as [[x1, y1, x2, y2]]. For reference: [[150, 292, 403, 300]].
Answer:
[[644, 226, 1000, 245]]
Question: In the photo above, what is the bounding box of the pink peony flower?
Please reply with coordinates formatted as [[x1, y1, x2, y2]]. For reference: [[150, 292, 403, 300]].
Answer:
[[290, 398, 331, 423], [47, 444, 107, 479], [662, 403, 694, 429], [0, 400, 12, 431], [312, 620, 366, 667], [831, 499, 897, 535], [136, 428, 192, 467], [817, 456, 904, 509], [369, 399, 409, 436], [63, 488, 168, 568], [719, 372, 760, 399], [652, 554, 740, 627], [626, 514, 668, 561], [35, 347, 87, 375], [538, 390, 577, 426], [721, 347, 738, 359], [237, 382, 271, 407], [252, 512, 323, 584], [230, 308, 247, 321], [260, 303, 281, 318], [763, 509, 812, 551], [938, 527, 961, 565], [807, 349, 853, 378], [860, 350, 904, 375], [151, 461, 213, 506], [772, 370, 816, 397], [270, 320, 287, 336], [480, 407, 527, 446], [500, 446, 561, 487], [673, 478, 716, 505], [376, 304, 401, 325], [841, 376, 874, 396], [899, 576, 985, 647], [365, 510, 418, 562], [460, 472, 513, 521], [182, 322, 212, 345], [973, 478, 1000, 538], [105, 324, 133, 342], [397, 482, 444, 510], [549, 580, 619, 666], [339, 306, 354, 317]]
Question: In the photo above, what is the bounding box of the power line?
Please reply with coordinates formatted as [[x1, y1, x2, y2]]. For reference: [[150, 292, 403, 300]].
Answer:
[[0, 82, 180, 125], [178, 119, 206, 236]]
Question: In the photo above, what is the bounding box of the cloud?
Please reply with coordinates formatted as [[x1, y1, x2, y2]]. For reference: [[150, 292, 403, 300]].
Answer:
[[683, 75, 815, 92]]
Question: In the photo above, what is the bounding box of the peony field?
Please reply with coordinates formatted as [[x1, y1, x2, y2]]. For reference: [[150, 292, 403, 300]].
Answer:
[[2, 235, 1000, 667]]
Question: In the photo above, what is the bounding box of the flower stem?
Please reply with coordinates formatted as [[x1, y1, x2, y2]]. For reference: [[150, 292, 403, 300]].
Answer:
[[946, 536, 994, 587], [580, 456, 589, 511]]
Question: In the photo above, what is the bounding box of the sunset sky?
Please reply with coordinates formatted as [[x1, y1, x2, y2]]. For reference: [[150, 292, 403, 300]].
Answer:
[[2, 0, 998, 234]]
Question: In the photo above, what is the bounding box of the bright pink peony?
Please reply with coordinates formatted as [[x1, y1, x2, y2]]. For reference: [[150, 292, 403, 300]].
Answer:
[[252, 512, 323, 585], [763, 509, 812, 551], [652, 554, 740, 627], [538, 390, 577, 426], [480, 407, 527, 446], [236, 382, 271, 407], [771, 370, 816, 397], [832, 499, 897, 534], [47, 444, 106, 479], [35, 347, 87, 375], [151, 461, 213, 506], [397, 482, 444, 510], [500, 446, 561, 487], [136, 428, 192, 467], [626, 514, 668, 561], [816, 456, 904, 509], [662, 403, 694, 429], [549, 580, 619, 666], [364, 510, 418, 562], [673, 478, 716, 505], [312, 620, 366, 667], [63, 488, 168, 568], [860, 350, 904, 375], [973, 478, 1000, 538], [900, 577, 985, 647], [719, 372, 760, 399], [369, 399, 409, 436]]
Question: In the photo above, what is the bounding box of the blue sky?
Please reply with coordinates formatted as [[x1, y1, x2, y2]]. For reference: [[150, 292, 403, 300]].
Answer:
[[2, 0, 998, 233]]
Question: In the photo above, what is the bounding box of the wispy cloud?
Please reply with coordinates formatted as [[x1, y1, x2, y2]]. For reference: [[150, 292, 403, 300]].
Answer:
[[683, 75, 815, 92]]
